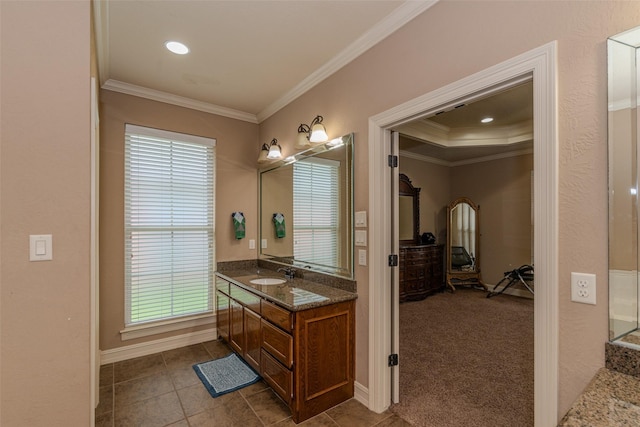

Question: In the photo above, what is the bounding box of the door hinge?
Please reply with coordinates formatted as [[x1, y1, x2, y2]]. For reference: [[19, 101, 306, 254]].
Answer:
[[388, 254, 398, 267], [388, 155, 398, 168], [388, 353, 399, 367]]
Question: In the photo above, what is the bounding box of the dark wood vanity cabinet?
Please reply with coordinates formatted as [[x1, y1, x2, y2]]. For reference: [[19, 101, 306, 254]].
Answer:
[[215, 277, 355, 423], [399, 244, 444, 302]]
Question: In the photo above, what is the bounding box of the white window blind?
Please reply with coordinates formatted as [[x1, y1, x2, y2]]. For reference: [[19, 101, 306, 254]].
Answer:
[[293, 157, 339, 267], [124, 124, 215, 326]]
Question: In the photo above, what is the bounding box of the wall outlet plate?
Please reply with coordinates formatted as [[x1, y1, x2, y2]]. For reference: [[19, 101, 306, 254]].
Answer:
[[571, 272, 596, 305]]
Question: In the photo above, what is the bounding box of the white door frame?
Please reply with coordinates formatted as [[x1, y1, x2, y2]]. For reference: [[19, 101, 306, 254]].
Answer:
[[367, 41, 558, 427]]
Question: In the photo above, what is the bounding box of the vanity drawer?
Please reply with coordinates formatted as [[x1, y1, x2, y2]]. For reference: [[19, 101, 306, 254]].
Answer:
[[261, 349, 293, 404], [261, 319, 293, 368], [215, 277, 230, 295], [261, 299, 293, 332], [229, 283, 261, 314]]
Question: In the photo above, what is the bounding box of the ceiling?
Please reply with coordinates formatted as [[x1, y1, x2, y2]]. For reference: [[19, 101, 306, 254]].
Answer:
[[94, 1, 532, 162], [395, 81, 534, 164], [94, 0, 437, 123]]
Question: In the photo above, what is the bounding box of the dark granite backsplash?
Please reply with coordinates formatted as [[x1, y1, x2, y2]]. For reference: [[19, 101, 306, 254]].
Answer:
[[216, 259, 357, 293]]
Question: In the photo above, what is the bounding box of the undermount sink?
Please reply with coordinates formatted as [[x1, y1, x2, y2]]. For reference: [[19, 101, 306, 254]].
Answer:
[[250, 278, 286, 285]]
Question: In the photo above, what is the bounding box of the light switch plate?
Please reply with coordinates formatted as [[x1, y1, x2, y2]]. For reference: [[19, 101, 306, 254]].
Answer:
[[358, 249, 367, 266], [30, 234, 52, 261], [249, 239, 256, 250], [355, 211, 367, 227], [261, 239, 267, 249], [355, 230, 367, 247]]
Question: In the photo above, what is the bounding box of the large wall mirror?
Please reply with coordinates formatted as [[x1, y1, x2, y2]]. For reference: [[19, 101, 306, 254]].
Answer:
[[608, 27, 640, 347], [445, 197, 485, 292], [259, 133, 354, 279]]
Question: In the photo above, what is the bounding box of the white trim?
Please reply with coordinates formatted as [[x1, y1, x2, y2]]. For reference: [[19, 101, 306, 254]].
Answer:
[[256, 1, 439, 122], [102, 328, 216, 364], [120, 314, 216, 341], [90, 76, 99, 423], [124, 123, 217, 147], [103, 79, 258, 124], [368, 42, 558, 427], [399, 147, 533, 167], [353, 381, 369, 407]]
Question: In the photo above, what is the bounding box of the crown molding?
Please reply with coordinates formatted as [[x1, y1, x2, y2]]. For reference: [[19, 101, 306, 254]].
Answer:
[[102, 79, 259, 124], [256, 0, 439, 122], [399, 147, 533, 167], [399, 119, 533, 148]]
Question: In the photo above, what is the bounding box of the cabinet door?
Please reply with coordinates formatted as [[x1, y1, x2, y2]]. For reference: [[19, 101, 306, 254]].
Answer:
[[216, 291, 230, 341], [229, 299, 244, 354], [244, 308, 261, 373]]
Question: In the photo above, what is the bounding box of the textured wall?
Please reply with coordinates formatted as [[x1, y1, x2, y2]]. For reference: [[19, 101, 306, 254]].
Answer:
[[1, 1, 92, 424], [99, 90, 258, 350], [258, 0, 640, 419]]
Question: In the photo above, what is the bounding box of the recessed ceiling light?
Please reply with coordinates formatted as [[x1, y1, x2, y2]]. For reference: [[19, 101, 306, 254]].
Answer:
[[165, 41, 189, 55], [481, 117, 494, 124]]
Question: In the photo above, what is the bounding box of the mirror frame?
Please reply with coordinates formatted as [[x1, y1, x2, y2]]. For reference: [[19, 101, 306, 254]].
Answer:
[[398, 173, 420, 245], [258, 134, 354, 280], [445, 197, 486, 292]]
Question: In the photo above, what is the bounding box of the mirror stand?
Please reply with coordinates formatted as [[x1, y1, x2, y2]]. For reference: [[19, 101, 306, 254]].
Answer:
[[446, 197, 487, 292]]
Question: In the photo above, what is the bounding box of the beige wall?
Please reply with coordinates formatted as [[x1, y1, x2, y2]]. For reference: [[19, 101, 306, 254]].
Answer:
[[258, 0, 640, 418], [400, 153, 533, 288], [1, 1, 92, 425], [3, 1, 640, 424], [451, 154, 534, 286], [99, 90, 258, 350]]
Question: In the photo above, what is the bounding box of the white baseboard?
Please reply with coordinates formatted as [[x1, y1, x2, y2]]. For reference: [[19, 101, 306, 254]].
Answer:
[[101, 327, 217, 365], [354, 381, 369, 408]]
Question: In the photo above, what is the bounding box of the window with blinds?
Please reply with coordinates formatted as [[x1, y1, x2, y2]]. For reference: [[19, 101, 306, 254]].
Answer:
[[124, 124, 215, 326], [293, 157, 340, 267]]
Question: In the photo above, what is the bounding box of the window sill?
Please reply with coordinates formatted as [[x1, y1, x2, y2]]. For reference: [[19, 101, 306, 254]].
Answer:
[[120, 313, 215, 341]]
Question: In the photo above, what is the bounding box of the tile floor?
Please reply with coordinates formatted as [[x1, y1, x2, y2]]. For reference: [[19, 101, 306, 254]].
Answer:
[[96, 340, 411, 426]]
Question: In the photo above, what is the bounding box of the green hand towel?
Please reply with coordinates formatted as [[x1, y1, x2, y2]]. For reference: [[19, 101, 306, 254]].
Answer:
[[232, 212, 245, 239], [273, 213, 286, 238]]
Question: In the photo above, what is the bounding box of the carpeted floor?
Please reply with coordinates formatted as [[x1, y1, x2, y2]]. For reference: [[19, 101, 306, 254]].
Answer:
[[391, 287, 534, 427]]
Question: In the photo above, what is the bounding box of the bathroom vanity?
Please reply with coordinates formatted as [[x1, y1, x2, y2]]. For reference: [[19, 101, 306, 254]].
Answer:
[[215, 270, 356, 423]]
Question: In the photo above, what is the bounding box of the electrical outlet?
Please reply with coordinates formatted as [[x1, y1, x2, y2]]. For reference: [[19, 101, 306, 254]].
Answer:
[[571, 272, 596, 305]]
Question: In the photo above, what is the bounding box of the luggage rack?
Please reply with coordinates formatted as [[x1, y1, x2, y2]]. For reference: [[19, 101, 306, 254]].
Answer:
[[486, 265, 534, 298]]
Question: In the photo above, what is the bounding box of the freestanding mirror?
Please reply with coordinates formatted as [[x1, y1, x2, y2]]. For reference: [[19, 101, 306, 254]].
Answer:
[[446, 197, 486, 292], [608, 27, 640, 347]]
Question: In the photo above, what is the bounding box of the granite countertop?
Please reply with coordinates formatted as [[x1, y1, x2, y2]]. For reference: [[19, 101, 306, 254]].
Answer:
[[215, 269, 357, 312], [558, 368, 640, 426]]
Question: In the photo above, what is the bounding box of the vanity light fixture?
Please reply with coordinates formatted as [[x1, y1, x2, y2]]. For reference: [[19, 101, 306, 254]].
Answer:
[[266, 138, 282, 160], [165, 41, 190, 55], [481, 117, 494, 124], [297, 115, 329, 146]]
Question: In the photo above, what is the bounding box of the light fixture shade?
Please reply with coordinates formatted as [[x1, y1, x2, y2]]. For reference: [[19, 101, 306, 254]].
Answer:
[[266, 138, 282, 159], [257, 143, 270, 163], [308, 115, 328, 143], [296, 132, 310, 148], [309, 123, 328, 143]]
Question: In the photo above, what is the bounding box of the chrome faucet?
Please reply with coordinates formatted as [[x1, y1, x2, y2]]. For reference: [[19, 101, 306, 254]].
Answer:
[[277, 267, 296, 280]]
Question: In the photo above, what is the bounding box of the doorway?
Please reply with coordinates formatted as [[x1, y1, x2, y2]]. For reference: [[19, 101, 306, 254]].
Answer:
[[391, 79, 535, 426], [366, 42, 558, 427]]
